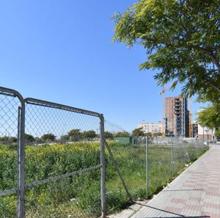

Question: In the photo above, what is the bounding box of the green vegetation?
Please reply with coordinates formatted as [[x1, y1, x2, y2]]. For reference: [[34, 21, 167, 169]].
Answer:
[[41, 133, 56, 142], [0, 136, 17, 144], [0, 142, 208, 217], [104, 131, 114, 140], [114, 0, 220, 130], [197, 103, 220, 138], [114, 0, 220, 99], [114, 131, 130, 137], [132, 128, 145, 136]]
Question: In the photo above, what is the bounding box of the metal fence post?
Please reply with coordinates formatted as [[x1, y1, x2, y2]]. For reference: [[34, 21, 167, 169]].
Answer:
[[170, 138, 174, 177], [99, 114, 106, 217], [17, 102, 25, 218], [146, 136, 149, 197]]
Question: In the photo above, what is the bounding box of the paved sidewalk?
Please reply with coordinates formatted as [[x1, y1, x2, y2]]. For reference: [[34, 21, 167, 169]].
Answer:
[[130, 144, 220, 218]]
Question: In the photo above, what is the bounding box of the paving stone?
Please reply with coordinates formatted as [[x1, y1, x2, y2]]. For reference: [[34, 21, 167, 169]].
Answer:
[[130, 144, 220, 218]]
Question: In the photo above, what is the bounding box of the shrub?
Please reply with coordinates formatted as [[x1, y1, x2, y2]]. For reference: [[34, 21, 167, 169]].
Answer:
[[41, 133, 56, 142]]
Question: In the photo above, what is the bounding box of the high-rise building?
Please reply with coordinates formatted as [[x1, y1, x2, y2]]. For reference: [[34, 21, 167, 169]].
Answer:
[[164, 96, 189, 137]]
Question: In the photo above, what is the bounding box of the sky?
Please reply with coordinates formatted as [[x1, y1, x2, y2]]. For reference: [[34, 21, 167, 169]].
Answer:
[[0, 0, 205, 132]]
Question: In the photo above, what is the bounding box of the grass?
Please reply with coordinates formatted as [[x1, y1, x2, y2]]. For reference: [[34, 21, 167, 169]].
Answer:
[[106, 142, 208, 212], [0, 141, 208, 217]]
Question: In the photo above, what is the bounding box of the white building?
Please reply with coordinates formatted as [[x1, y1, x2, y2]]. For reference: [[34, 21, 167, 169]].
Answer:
[[138, 121, 164, 134], [193, 122, 215, 141]]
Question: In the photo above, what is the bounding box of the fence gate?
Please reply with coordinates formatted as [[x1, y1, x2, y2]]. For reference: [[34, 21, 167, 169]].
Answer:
[[24, 98, 106, 217], [0, 86, 106, 218]]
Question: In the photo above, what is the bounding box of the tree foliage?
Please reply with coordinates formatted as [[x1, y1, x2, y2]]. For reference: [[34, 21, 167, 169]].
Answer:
[[82, 130, 97, 139], [25, 134, 35, 143], [114, 131, 130, 137], [153, 132, 163, 137], [197, 103, 220, 129], [68, 129, 81, 137], [132, 128, 145, 136], [41, 133, 56, 142], [104, 131, 114, 139], [68, 129, 81, 141], [0, 136, 17, 144], [114, 0, 220, 101], [215, 128, 220, 138], [145, 132, 152, 137]]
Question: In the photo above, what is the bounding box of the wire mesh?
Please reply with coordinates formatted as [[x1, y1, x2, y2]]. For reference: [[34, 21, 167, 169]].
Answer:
[[0, 86, 210, 218], [104, 121, 209, 215], [24, 100, 102, 217], [0, 93, 21, 217], [147, 137, 208, 197], [104, 121, 146, 213]]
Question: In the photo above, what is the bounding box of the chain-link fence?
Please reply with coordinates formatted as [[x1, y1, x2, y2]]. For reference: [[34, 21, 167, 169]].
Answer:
[[104, 121, 146, 213], [145, 137, 208, 198], [0, 86, 209, 218], [0, 87, 106, 218], [104, 121, 209, 214], [24, 98, 105, 218]]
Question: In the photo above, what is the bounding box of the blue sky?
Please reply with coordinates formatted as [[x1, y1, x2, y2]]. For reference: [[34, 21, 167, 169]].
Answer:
[[0, 1, 204, 131]]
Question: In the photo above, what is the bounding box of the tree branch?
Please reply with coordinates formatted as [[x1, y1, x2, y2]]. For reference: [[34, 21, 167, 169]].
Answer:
[[203, 78, 220, 94], [195, 46, 220, 72]]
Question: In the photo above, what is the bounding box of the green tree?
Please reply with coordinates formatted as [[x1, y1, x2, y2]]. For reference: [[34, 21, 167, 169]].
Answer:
[[25, 134, 35, 143], [41, 133, 56, 142], [153, 132, 163, 137], [215, 128, 220, 138], [82, 130, 97, 140], [146, 132, 153, 137], [104, 131, 114, 140], [197, 103, 220, 129], [68, 129, 81, 141], [132, 128, 145, 136], [114, 0, 220, 101], [197, 103, 220, 138], [0, 136, 17, 144], [114, 131, 130, 137]]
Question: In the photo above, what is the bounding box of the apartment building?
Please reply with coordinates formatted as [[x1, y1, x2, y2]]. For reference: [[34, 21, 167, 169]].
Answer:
[[165, 96, 190, 137], [138, 121, 164, 135], [193, 122, 215, 141]]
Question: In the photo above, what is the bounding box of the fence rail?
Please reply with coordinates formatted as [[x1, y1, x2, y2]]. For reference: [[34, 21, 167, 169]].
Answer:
[[0, 86, 209, 218], [25, 98, 101, 117], [104, 121, 208, 215], [0, 86, 106, 218]]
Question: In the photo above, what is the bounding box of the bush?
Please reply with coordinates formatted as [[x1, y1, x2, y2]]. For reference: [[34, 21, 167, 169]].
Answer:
[[41, 133, 56, 142], [25, 134, 35, 143], [82, 130, 97, 140], [0, 136, 17, 144]]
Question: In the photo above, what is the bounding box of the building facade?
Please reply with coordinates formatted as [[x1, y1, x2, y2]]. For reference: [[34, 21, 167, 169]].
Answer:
[[193, 122, 215, 141], [165, 96, 190, 137], [138, 122, 164, 135]]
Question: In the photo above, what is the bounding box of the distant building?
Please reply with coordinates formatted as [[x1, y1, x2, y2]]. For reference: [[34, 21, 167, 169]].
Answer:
[[192, 122, 215, 141], [192, 123, 198, 138], [165, 96, 190, 137], [138, 121, 164, 135], [188, 111, 193, 137]]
